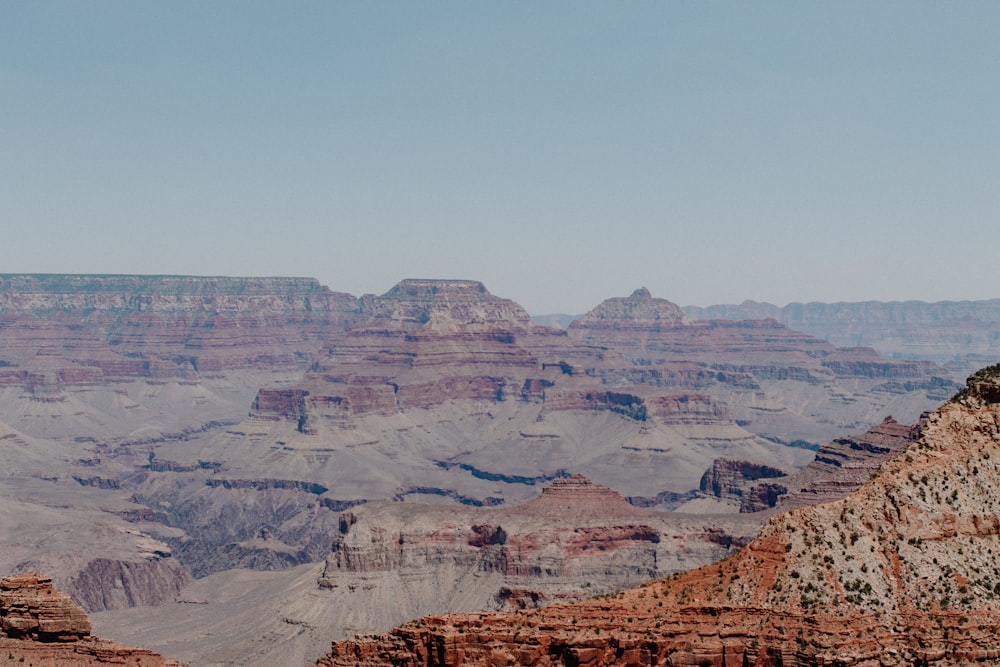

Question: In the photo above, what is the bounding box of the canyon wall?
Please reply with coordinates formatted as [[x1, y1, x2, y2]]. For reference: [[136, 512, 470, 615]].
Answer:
[[313, 365, 1000, 667]]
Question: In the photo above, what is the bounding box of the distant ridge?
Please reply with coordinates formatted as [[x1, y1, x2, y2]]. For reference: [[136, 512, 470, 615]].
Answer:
[[684, 298, 1000, 372]]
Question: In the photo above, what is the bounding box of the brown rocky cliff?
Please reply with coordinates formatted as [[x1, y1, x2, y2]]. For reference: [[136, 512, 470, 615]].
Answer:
[[0, 572, 181, 665], [698, 459, 788, 502], [311, 367, 1000, 666]]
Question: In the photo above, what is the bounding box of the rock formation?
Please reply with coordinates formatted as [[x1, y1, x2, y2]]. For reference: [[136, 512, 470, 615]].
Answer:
[[312, 365, 1000, 666], [0, 572, 180, 665], [320, 475, 758, 617], [568, 287, 689, 332], [0, 274, 361, 388]]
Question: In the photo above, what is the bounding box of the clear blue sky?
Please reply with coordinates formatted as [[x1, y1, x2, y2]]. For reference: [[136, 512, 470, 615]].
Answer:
[[2, 2, 998, 314]]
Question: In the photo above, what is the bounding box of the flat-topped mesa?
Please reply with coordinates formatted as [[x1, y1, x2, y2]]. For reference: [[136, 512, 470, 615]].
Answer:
[[0, 274, 364, 380], [360, 279, 533, 332], [0, 572, 90, 641], [512, 474, 650, 520], [568, 287, 689, 332], [0, 273, 358, 315]]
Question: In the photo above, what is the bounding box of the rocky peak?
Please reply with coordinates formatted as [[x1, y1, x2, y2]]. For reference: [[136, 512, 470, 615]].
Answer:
[[0, 572, 91, 641], [568, 288, 689, 330], [513, 474, 649, 520]]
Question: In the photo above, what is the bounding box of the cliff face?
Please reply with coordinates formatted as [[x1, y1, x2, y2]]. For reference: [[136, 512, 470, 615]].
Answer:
[[0, 274, 360, 386], [0, 572, 180, 665], [701, 416, 923, 513], [312, 366, 1000, 666], [1, 572, 91, 641]]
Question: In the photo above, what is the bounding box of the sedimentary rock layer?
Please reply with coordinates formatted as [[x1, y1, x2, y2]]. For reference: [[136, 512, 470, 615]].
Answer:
[[0, 572, 180, 665]]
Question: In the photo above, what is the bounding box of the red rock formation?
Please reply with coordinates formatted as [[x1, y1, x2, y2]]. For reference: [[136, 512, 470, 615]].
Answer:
[[0, 573, 91, 641], [0, 572, 181, 665], [310, 368, 1000, 667]]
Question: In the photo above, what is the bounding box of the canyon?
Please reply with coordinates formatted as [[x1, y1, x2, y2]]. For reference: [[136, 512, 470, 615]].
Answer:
[[0, 274, 986, 665], [313, 364, 1000, 666]]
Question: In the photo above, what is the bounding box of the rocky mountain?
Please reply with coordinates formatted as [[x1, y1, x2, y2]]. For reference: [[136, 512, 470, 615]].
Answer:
[[0, 572, 180, 665], [313, 365, 1000, 667], [684, 298, 1000, 376]]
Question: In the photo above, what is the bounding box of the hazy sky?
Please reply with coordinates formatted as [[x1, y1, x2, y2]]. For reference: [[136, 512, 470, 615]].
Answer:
[[2, 2, 998, 314]]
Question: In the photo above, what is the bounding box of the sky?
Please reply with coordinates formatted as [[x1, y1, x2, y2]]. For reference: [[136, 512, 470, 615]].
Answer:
[[2, 2, 998, 314]]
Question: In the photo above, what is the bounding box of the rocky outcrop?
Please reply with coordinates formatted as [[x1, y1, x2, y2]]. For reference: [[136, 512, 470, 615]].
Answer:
[[746, 415, 921, 512], [0, 572, 181, 665], [1, 573, 90, 641], [313, 368, 1000, 667], [698, 459, 787, 501]]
